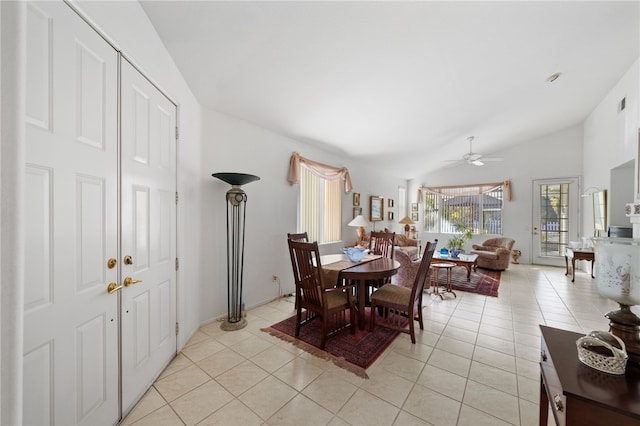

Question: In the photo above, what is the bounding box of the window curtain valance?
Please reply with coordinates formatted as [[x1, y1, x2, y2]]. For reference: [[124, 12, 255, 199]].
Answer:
[[417, 180, 512, 203], [288, 152, 353, 193]]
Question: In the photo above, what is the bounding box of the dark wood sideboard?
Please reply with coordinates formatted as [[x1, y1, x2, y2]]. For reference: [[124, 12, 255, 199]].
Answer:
[[539, 326, 640, 425]]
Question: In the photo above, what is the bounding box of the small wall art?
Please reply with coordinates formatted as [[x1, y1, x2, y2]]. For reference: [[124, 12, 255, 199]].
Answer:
[[388, 199, 394, 208], [411, 203, 418, 212], [353, 206, 362, 218], [353, 192, 360, 206], [370, 196, 384, 221], [388, 212, 394, 220], [411, 212, 418, 221]]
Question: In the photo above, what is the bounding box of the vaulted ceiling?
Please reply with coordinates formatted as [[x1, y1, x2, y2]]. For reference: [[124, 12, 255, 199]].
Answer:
[[140, 1, 639, 179]]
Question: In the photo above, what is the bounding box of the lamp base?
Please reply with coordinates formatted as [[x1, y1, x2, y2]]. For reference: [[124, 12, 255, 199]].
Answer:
[[404, 224, 410, 236], [607, 305, 640, 364], [220, 317, 247, 331], [356, 226, 365, 246]]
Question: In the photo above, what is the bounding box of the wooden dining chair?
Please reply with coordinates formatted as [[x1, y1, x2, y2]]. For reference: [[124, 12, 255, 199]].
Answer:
[[287, 232, 308, 242], [369, 231, 395, 260], [287, 239, 356, 349], [366, 231, 396, 301], [370, 239, 438, 344]]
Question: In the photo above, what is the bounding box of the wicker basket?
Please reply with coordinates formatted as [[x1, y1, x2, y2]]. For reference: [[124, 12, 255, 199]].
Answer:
[[576, 331, 628, 375]]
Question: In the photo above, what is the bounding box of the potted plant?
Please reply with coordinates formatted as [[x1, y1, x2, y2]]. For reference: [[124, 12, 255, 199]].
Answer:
[[447, 223, 473, 258]]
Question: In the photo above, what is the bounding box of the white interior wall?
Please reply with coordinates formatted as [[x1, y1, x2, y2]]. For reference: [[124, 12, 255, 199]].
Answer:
[[584, 58, 640, 237], [71, 0, 204, 349], [408, 125, 584, 265], [200, 109, 406, 324]]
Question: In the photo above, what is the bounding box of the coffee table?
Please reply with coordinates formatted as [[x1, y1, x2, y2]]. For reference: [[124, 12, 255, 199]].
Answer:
[[433, 254, 478, 281]]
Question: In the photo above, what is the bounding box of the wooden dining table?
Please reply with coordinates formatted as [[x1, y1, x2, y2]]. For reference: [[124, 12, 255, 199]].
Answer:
[[321, 254, 400, 329]]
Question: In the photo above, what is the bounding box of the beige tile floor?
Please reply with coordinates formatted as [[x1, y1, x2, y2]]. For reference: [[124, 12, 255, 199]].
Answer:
[[122, 263, 616, 426]]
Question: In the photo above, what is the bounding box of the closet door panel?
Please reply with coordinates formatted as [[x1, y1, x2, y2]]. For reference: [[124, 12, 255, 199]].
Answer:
[[24, 2, 119, 425], [120, 58, 177, 413]]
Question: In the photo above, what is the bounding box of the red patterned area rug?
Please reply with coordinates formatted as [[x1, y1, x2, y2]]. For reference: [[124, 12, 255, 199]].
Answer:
[[261, 308, 400, 378], [432, 267, 501, 297]]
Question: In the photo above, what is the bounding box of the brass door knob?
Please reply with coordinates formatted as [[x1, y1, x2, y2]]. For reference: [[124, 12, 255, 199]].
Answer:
[[124, 277, 142, 287], [107, 283, 123, 294], [124, 255, 133, 265]]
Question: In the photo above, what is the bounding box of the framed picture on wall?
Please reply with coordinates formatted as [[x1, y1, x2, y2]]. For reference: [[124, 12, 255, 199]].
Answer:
[[388, 212, 394, 220], [411, 212, 418, 221], [353, 207, 362, 218], [353, 192, 360, 206], [370, 196, 384, 221], [388, 199, 394, 207], [411, 203, 418, 212]]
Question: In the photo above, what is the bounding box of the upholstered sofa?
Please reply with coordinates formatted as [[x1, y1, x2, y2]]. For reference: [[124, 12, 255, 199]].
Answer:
[[470, 237, 515, 271], [393, 233, 421, 260], [357, 230, 421, 261]]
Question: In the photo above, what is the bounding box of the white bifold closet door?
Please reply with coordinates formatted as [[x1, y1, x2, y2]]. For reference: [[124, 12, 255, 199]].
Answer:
[[24, 1, 119, 424], [120, 58, 177, 414], [24, 2, 177, 424]]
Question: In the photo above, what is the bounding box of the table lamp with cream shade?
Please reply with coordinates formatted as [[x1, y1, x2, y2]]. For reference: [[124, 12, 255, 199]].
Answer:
[[348, 215, 371, 246], [399, 216, 415, 236]]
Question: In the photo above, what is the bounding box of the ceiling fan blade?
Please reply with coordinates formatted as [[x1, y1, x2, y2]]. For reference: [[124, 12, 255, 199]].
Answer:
[[446, 136, 502, 166]]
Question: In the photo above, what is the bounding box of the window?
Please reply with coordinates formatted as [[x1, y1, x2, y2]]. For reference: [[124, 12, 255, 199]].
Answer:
[[299, 165, 341, 243], [423, 184, 505, 235], [288, 152, 351, 244], [398, 186, 406, 218]]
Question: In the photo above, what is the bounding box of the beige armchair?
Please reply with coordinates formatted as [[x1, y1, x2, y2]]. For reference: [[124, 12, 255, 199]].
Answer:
[[470, 237, 515, 271], [391, 248, 421, 287]]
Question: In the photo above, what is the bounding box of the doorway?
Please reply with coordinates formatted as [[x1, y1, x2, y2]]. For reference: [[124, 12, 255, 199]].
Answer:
[[532, 178, 580, 267]]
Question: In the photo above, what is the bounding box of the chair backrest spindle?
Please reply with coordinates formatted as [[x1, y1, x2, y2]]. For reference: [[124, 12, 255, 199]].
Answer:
[[369, 231, 395, 259]]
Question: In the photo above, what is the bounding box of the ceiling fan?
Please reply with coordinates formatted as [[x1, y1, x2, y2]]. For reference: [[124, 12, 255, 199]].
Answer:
[[450, 136, 503, 166]]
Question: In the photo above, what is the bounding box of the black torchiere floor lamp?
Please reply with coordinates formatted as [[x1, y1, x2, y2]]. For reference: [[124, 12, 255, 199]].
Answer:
[[212, 172, 260, 331]]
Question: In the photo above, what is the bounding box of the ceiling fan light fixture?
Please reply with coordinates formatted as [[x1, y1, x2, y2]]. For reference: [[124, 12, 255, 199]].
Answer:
[[448, 135, 500, 166], [546, 72, 562, 83]]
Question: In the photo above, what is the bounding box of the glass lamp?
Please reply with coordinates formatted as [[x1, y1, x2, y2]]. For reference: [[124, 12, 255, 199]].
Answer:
[[398, 216, 415, 236], [348, 215, 371, 246], [593, 237, 640, 363]]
